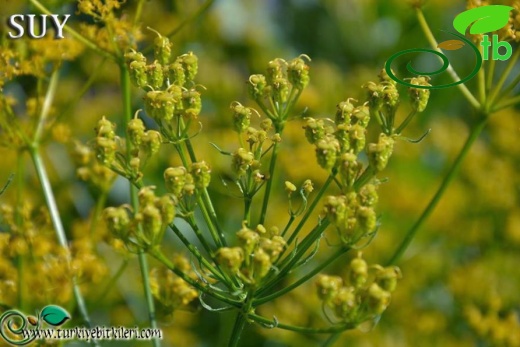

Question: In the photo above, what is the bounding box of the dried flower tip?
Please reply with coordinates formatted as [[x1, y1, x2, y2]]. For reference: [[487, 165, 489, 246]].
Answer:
[[149, 29, 172, 65]]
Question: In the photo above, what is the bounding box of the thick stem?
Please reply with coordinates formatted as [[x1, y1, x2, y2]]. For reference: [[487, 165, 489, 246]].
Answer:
[[29, 148, 99, 347], [387, 117, 487, 265], [228, 293, 253, 347]]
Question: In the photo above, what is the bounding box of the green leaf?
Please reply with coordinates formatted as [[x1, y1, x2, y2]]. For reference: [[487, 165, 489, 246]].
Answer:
[[40, 305, 70, 326], [453, 5, 514, 35]]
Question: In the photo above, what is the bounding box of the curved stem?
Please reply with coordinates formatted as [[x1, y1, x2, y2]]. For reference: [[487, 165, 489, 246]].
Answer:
[[249, 313, 355, 334], [415, 8, 480, 110], [387, 117, 487, 265]]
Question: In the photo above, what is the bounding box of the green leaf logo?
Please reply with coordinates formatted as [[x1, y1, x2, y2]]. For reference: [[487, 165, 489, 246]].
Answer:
[[40, 305, 70, 326], [453, 5, 514, 35]]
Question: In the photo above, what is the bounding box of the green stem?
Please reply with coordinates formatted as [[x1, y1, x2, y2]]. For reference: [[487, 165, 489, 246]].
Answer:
[[150, 248, 242, 307], [29, 0, 114, 60], [415, 8, 480, 110], [134, 0, 146, 26], [15, 154, 25, 310], [322, 332, 342, 347], [29, 148, 99, 347], [228, 293, 253, 347], [387, 117, 487, 265], [496, 72, 520, 103], [33, 69, 59, 143], [487, 45, 520, 109], [249, 313, 355, 334], [486, 58, 496, 92], [94, 259, 129, 304], [492, 93, 520, 112], [395, 110, 417, 135], [286, 172, 335, 247], [477, 43, 486, 104], [120, 64, 160, 347], [259, 142, 280, 225], [253, 246, 349, 306], [186, 214, 216, 255]]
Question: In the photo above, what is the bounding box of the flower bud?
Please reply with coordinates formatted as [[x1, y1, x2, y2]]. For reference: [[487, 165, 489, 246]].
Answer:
[[323, 196, 347, 227], [331, 286, 357, 319], [232, 148, 254, 177], [349, 254, 368, 288], [237, 224, 259, 256], [336, 99, 356, 124], [303, 117, 325, 144], [104, 207, 131, 240], [231, 102, 251, 133], [375, 266, 401, 292], [129, 60, 148, 88], [248, 74, 267, 99], [315, 138, 339, 170], [348, 124, 366, 154], [335, 123, 351, 153], [284, 181, 297, 195], [138, 186, 157, 206], [181, 89, 202, 120], [167, 61, 186, 87], [339, 153, 360, 188], [216, 247, 244, 273], [356, 206, 377, 236], [253, 248, 271, 280], [287, 55, 310, 90], [367, 133, 394, 172], [142, 130, 162, 156], [95, 117, 116, 139], [351, 105, 370, 128], [140, 205, 163, 245], [260, 118, 272, 131], [153, 34, 172, 65], [409, 76, 430, 112], [302, 179, 314, 194], [179, 52, 198, 82], [270, 77, 290, 104], [365, 283, 391, 315], [146, 61, 164, 90], [359, 184, 378, 207], [189, 161, 211, 190], [128, 118, 146, 146], [164, 167, 187, 197], [156, 195, 176, 226], [95, 137, 117, 165], [316, 274, 343, 302], [266, 58, 286, 84], [365, 82, 385, 117], [124, 50, 146, 64]]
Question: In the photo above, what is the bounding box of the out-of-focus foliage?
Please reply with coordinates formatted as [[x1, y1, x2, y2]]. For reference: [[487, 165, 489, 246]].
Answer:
[[0, 0, 519, 346]]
